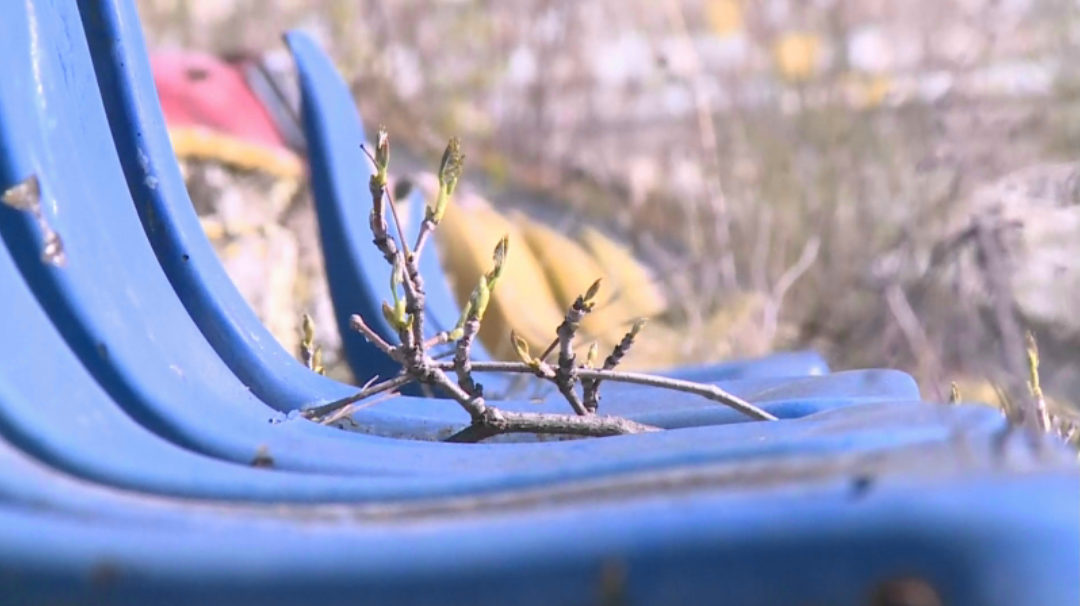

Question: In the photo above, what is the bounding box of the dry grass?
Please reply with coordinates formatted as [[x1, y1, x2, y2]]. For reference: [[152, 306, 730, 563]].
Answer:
[[138, 0, 1080, 413]]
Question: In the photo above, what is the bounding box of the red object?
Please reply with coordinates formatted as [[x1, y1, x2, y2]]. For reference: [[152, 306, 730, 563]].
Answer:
[[151, 51, 287, 150]]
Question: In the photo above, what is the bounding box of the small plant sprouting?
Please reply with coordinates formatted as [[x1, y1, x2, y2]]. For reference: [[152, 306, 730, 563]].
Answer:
[[298, 313, 324, 375], [301, 130, 777, 442]]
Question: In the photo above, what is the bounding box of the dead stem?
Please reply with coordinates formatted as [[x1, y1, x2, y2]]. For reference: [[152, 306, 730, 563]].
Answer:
[[445, 409, 659, 443], [349, 314, 398, 357], [319, 391, 401, 426], [584, 319, 648, 412], [302, 374, 414, 421], [434, 360, 777, 421]]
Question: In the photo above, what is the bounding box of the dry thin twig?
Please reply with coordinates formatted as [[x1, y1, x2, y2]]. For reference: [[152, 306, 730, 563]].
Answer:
[[762, 236, 820, 345], [319, 391, 401, 427], [885, 283, 944, 401], [445, 409, 659, 443], [972, 217, 1029, 423], [553, 279, 602, 416], [349, 314, 398, 357], [583, 319, 648, 412], [303, 374, 414, 421], [658, 0, 737, 291], [453, 315, 484, 398], [434, 360, 777, 421], [362, 127, 399, 265]]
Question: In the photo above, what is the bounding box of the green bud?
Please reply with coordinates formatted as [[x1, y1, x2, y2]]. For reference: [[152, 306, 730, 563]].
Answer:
[[381, 301, 396, 328], [511, 330, 533, 364], [301, 313, 316, 347], [437, 137, 464, 195], [485, 234, 510, 290], [472, 275, 491, 322], [585, 341, 599, 369], [374, 127, 390, 185], [584, 278, 603, 303]]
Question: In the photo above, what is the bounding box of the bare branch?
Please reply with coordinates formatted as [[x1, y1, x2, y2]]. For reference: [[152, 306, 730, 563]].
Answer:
[[384, 174, 411, 259], [363, 129, 399, 266], [349, 314, 399, 358], [400, 253, 427, 353], [550, 279, 603, 415], [424, 332, 452, 350], [584, 318, 648, 412], [762, 236, 820, 344], [771, 237, 820, 303], [434, 360, 778, 421], [365, 133, 426, 352], [602, 318, 648, 372], [415, 137, 465, 257], [885, 283, 944, 401], [445, 409, 660, 443], [413, 223, 435, 261], [302, 374, 415, 421], [426, 366, 488, 420], [332, 129, 784, 445], [973, 217, 1028, 424], [539, 336, 560, 364], [453, 317, 483, 398], [659, 0, 736, 290], [319, 391, 401, 426]]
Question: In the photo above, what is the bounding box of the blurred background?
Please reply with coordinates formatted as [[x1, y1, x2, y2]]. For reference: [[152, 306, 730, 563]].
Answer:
[[137, 0, 1080, 413]]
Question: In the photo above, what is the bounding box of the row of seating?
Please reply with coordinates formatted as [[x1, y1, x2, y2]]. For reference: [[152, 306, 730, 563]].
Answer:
[[0, 1, 1075, 604]]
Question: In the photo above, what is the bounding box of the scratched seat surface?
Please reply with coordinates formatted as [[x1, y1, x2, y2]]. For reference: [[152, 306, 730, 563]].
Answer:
[[0, 1, 1076, 605]]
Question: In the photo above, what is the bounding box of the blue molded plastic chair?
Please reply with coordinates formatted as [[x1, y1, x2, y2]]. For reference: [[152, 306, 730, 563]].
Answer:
[[0, 0, 941, 479], [0, 1, 1076, 604], [0, 425, 1075, 606]]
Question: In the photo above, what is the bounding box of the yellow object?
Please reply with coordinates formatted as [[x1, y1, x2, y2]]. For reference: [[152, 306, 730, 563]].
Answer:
[[705, 0, 744, 37], [514, 213, 638, 346], [615, 290, 770, 371], [772, 32, 821, 83], [436, 196, 565, 359], [580, 226, 667, 320], [840, 72, 893, 109], [167, 126, 305, 180], [863, 74, 893, 108]]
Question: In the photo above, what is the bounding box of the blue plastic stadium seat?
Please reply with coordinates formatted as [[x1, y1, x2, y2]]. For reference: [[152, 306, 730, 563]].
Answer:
[[0, 1, 1075, 604]]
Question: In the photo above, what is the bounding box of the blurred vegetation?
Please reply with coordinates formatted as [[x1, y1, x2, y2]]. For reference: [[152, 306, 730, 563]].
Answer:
[[139, 0, 1080, 413]]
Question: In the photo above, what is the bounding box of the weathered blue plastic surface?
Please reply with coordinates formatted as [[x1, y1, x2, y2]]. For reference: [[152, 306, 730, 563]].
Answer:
[[0, 451, 1075, 606], [0, 1, 1076, 605], [79, 0, 358, 411]]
